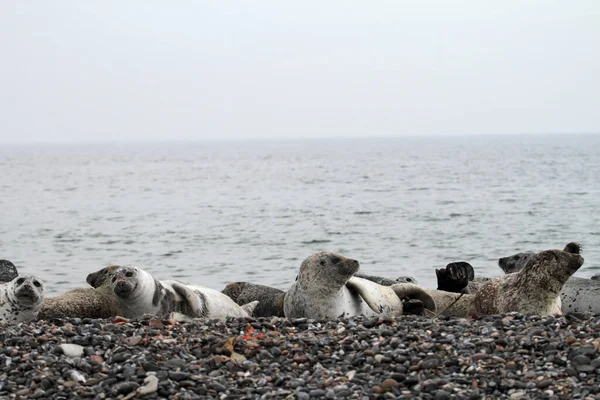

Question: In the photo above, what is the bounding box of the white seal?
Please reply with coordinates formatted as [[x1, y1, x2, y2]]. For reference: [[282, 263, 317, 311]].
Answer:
[[0, 275, 45, 323], [89, 265, 257, 319]]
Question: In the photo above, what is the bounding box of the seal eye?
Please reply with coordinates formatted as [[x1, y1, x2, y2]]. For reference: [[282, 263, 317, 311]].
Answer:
[[111, 276, 117, 283], [320, 260, 326, 266], [16, 278, 25, 285], [331, 257, 341, 265], [406, 278, 413, 283], [125, 271, 134, 278], [33, 280, 42, 288]]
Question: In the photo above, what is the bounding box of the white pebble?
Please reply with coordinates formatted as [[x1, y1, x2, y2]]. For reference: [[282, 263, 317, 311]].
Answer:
[[60, 344, 84, 358]]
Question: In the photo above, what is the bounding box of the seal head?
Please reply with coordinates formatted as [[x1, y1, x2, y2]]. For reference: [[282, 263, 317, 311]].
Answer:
[[11, 275, 44, 307], [0, 274, 45, 323], [296, 251, 359, 290], [498, 242, 581, 274]]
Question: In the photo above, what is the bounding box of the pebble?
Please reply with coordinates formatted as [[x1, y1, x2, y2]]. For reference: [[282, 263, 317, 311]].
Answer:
[[59, 343, 84, 358], [0, 314, 597, 399]]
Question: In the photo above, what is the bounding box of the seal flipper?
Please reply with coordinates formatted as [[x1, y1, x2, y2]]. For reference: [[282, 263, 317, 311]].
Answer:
[[0, 260, 18, 283], [436, 262, 474, 293], [241, 300, 259, 316], [346, 277, 404, 316], [170, 282, 205, 318], [390, 283, 437, 313]]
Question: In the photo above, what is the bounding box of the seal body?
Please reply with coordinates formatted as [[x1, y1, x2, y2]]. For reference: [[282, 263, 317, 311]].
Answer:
[[497, 242, 599, 314], [222, 282, 286, 318], [38, 265, 123, 320], [38, 287, 122, 320], [0, 260, 19, 283], [0, 275, 45, 323], [91, 265, 256, 319], [283, 252, 434, 320], [474, 248, 584, 316]]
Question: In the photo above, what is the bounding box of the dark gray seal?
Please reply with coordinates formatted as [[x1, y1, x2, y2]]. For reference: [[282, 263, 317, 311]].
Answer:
[[0, 260, 19, 283], [222, 282, 286, 318]]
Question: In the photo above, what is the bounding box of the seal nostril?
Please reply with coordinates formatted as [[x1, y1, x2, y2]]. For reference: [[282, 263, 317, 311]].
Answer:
[[16, 278, 25, 285]]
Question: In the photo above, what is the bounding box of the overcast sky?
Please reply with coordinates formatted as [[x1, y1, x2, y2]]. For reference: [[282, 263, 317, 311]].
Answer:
[[1, 1, 599, 144]]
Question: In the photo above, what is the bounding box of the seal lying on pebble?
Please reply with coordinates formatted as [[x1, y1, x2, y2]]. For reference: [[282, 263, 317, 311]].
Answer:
[[283, 252, 436, 320], [496, 242, 600, 314], [223, 274, 421, 318], [0, 260, 19, 283], [222, 282, 286, 318], [37, 265, 123, 320], [0, 275, 45, 323], [89, 265, 258, 319], [424, 245, 585, 317]]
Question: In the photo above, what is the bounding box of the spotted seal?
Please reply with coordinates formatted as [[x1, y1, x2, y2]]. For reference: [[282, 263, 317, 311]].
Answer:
[[497, 242, 599, 314], [0, 260, 19, 283], [423, 245, 585, 317], [37, 265, 122, 320], [0, 275, 45, 323], [89, 265, 258, 319], [283, 252, 436, 320]]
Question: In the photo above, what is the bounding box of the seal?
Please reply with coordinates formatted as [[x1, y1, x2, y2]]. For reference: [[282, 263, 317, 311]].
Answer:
[[89, 265, 257, 319], [222, 282, 286, 318], [0, 260, 19, 283], [37, 265, 122, 320], [429, 245, 585, 316], [0, 275, 45, 323], [497, 242, 600, 314], [472, 246, 583, 316], [283, 252, 436, 320], [222, 275, 421, 318]]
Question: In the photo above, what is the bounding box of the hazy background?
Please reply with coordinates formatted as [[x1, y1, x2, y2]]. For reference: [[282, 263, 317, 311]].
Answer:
[[1, 1, 599, 144]]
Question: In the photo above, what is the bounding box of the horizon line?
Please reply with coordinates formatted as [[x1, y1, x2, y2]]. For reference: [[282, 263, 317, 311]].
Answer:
[[1, 131, 599, 147]]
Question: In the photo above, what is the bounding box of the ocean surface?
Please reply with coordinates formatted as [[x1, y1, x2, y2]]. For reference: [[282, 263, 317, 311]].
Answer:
[[1, 134, 599, 296]]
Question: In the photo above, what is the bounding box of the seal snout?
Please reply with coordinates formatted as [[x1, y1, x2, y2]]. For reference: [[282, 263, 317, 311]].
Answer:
[[569, 254, 584, 271], [340, 257, 360, 276], [114, 281, 135, 298]]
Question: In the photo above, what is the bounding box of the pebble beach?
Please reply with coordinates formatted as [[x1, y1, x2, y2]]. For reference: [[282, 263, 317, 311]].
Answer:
[[1, 313, 600, 400]]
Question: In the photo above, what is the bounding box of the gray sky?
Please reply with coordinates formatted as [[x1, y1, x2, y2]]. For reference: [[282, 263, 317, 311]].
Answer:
[[1, 1, 599, 144]]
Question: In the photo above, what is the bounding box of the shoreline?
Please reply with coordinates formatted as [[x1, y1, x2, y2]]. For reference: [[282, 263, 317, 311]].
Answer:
[[1, 313, 599, 399]]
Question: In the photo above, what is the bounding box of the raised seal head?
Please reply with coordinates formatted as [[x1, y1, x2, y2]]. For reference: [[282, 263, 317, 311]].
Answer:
[[295, 251, 359, 290]]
